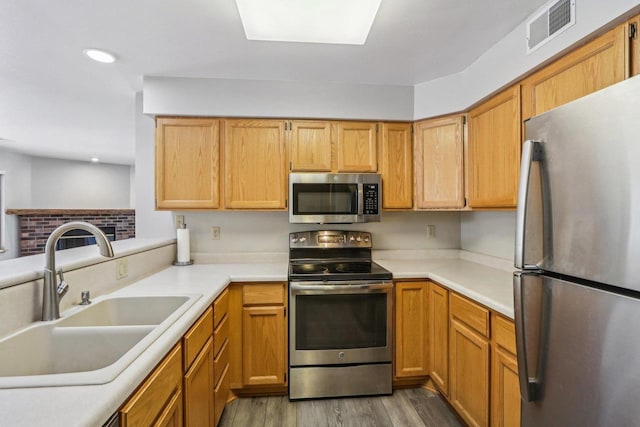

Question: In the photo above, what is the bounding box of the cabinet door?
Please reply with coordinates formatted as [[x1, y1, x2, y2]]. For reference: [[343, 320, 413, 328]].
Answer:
[[184, 338, 214, 427], [450, 319, 490, 427], [521, 24, 627, 120], [428, 283, 449, 395], [242, 306, 286, 386], [214, 364, 230, 426], [223, 119, 287, 209], [335, 121, 378, 172], [156, 118, 220, 209], [468, 85, 521, 208], [414, 116, 464, 209], [155, 389, 183, 427], [120, 345, 183, 427], [380, 123, 413, 209], [491, 348, 520, 427], [289, 120, 332, 171], [394, 282, 428, 377]]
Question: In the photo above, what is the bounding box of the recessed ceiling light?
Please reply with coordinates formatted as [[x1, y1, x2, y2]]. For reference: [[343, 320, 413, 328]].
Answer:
[[90, 157, 100, 163], [83, 49, 116, 63], [235, 0, 381, 45]]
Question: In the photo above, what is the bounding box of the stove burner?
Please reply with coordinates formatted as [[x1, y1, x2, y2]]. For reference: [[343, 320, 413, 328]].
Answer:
[[330, 262, 372, 273], [291, 263, 329, 275]]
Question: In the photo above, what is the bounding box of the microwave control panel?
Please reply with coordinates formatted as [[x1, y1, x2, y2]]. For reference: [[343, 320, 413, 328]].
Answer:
[[363, 184, 379, 215]]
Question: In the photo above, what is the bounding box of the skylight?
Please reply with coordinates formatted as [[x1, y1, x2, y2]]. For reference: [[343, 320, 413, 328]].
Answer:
[[235, 0, 382, 45]]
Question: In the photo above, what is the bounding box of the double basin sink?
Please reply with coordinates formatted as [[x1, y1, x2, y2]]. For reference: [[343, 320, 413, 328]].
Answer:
[[0, 294, 201, 388]]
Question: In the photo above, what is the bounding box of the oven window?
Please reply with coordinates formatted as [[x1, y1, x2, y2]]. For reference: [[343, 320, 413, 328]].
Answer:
[[295, 293, 387, 350], [293, 184, 357, 215]]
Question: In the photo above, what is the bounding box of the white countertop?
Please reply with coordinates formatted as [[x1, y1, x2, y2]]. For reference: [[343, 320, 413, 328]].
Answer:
[[0, 254, 513, 426], [0, 265, 234, 427], [375, 258, 514, 318]]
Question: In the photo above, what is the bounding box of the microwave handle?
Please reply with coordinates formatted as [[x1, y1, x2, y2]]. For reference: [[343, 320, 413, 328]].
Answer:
[[357, 183, 365, 216]]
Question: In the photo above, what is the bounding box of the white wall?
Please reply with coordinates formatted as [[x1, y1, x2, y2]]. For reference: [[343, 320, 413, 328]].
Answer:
[[0, 148, 31, 261], [181, 210, 460, 254], [414, 0, 640, 119], [144, 77, 414, 121], [29, 157, 131, 208], [134, 93, 174, 239], [460, 212, 516, 260]]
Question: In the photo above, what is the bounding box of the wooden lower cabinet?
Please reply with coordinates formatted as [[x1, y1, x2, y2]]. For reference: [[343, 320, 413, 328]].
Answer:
[[120, 345, 183, 427], [394, 281, 428, 378], [242, 305, 286, 386], [428, 283, 449, 395], [228, 282, 288, 394], [450, 318, 490, 427], [491, 314, 520, 427], [184, 338, 214, 426]]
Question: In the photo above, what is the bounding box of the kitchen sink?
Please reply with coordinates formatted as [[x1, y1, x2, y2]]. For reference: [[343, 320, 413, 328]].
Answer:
[[57, 296, 191, 327], [0, 293, 202, 388]]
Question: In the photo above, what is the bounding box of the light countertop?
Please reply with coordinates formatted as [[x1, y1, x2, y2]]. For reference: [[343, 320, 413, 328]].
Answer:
[[0, 253, 513, 426]]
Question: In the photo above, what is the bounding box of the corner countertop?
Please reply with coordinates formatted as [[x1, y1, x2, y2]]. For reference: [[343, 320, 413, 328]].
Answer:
[[0, 252, 513, 426], [374, 257, 514, 318]]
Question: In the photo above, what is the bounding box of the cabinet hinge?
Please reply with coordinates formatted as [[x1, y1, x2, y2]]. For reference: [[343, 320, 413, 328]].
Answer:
[[630, 22, 638, 40], [463, 116, 467, 125], [284, 307, 287, 316], [289, 161, 292, 171], [376, 124, 379, 133], [285, 200, 288, 209], [284, 372, 287, 382]]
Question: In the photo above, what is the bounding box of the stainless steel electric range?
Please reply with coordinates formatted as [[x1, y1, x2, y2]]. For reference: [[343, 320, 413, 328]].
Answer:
[[288, 230, 393, 400]]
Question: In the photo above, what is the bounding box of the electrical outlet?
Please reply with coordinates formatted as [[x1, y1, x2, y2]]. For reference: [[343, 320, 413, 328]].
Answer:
[[116, 258, 128, 280], [175, 215, 185, 229], [426, 225, 436, 239], [211, 226, 220, 240]]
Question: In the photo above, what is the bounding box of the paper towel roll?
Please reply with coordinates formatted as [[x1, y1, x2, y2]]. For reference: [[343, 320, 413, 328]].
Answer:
[[176, 227, 191, 263]]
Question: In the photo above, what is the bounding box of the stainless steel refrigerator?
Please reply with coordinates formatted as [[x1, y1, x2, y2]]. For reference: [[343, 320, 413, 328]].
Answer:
[[515, 74, 640, 427]]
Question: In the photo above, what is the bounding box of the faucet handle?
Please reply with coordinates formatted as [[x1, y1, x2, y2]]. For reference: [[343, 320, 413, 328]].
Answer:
[[56, 269, 69, 299]]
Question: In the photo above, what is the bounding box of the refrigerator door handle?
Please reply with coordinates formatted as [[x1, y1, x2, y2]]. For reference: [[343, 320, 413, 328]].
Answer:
[[514, 271, 541, 402], [515, 139, 542, 270]]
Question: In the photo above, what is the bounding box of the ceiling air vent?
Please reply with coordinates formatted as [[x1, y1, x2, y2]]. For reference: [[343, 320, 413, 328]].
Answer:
[[527, 0, 576, 54]]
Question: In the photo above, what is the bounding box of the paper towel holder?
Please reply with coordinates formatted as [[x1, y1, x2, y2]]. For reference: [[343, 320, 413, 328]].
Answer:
[[173, 223, 194, 266]]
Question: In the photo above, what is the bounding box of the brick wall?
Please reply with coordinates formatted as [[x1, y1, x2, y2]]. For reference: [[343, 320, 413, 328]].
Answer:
[[12, 210, 135, 256]]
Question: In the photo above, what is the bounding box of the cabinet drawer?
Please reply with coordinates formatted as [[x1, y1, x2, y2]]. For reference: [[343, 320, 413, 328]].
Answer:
[[243, 283, 285, 305], [214, 312, 229, 357], [120, 344, 183, 427], [450, 293, 489, 338], [213, 289, 229, 327], [214, 338, 229, 388], [494, 314, 516, 355], [183, 307, 213, 370]]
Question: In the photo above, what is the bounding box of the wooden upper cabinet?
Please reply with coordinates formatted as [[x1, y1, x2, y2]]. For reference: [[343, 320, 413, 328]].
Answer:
[[335, 121, 378, 172], [629, 15, 640, 77], [414, 116, 465, 209], [380, 122, 413, 209], [468, 85, 521, 208], [521, 24, 627, 120], [289, 120, 332, 172], [223, 119, 287, 209], [156, 118, 220, 210]]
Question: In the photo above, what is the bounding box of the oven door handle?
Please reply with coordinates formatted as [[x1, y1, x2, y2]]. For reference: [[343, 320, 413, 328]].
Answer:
[[290, 282, 392, 293]]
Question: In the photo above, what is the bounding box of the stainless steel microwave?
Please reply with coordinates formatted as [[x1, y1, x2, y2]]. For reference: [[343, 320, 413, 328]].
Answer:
[[289, 173, 381, 223]]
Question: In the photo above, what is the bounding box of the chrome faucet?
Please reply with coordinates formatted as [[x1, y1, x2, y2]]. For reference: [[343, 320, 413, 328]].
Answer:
[[42, 221, 114, 321]]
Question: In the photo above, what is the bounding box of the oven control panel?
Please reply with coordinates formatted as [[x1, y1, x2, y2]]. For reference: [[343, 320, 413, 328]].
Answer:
[[289, 230, 372, 248]]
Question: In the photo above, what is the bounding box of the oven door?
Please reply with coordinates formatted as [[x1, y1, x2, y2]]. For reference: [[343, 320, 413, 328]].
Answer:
[[289, 281, 392, 367]]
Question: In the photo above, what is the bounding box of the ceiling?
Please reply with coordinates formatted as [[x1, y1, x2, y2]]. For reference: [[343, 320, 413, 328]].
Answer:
[[0, 0, 548, 165]]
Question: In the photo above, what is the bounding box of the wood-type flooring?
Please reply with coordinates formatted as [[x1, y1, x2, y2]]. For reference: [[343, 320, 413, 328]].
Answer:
[[218, 388, 463, 427]]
